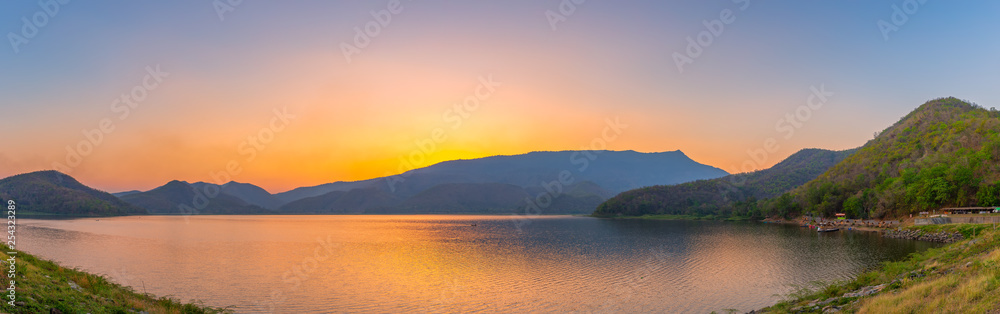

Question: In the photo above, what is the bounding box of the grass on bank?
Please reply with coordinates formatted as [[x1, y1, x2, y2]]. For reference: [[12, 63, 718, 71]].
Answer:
[[603, 214, 751, 221], [762, 223, 1000, 313], [0, 250, 229, 314]]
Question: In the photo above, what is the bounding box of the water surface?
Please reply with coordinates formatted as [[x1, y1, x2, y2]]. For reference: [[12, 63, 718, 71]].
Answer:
[[19, 216, 935, 313]]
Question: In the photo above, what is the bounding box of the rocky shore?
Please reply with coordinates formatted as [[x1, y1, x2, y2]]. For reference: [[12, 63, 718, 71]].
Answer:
[[882, 229, 964, 243], [753, 224, 998, 313]]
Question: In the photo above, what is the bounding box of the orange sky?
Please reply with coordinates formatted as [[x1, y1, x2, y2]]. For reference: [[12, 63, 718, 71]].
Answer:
[[3, 1, 995, 193]]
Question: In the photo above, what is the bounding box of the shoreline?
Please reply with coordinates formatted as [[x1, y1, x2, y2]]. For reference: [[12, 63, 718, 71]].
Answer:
[[753, 223, 999, 313], [761, 216, 898, 234], [612, 214, 973, 244], [0, 249, 228, 313], [18, 213, 993, 312], [592, 213, 751, 221], [20, 213, 590, 220]]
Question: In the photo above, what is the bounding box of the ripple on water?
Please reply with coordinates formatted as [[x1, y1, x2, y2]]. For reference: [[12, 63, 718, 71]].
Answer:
[[17, 216, 936, 313]]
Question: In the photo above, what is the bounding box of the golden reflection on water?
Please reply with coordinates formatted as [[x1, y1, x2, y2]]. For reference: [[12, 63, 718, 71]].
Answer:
[[19, 216, 933, 313]]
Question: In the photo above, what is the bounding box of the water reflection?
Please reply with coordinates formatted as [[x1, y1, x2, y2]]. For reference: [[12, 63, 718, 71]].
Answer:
[[19, 216, 934, 313]]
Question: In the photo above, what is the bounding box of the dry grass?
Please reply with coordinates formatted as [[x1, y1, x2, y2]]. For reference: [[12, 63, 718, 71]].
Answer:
[[860, 273, 996, 313], [762, 224, 1000, 313], [859, 227, 1000, 313]]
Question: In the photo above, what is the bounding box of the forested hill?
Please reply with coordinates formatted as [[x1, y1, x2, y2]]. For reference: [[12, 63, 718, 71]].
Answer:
[[592, 148, 854, 217], [120, 180, 274, 215], [0, 171, 146, 216], [758, 97, 1000, 219]]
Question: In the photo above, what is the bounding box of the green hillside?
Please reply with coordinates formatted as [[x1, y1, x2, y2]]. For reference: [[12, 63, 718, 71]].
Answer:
[[760, 97, 1000, 219], [0, 171, 145, 216], [593, 148, 854, 217], [0, 249, 227, 313]]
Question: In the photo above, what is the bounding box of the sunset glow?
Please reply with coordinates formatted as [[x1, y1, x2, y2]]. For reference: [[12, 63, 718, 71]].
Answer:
[[3, 1, 999, 193]]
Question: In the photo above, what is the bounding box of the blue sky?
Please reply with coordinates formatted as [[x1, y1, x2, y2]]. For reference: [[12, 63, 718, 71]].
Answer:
[[1, 0, 999, 192]]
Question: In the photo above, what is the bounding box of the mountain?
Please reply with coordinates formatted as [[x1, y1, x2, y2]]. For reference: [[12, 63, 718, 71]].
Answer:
[[0, 170, 145, 216], [391, 183, 529, 213], [593, 148, 855, 217], [274, 180, 376, 204], [112, 190, 141, 197], [191, 181, 283, 210], [390, 181, 605, 214], [279, 188, 399, 214], [755, 97, 1000, 219], [280, 181, 608, 215], [117, 150, 726, 215], [275, 190, 347, 213], [271, 150, 726, 214], [276, 150, 729, 203], [120, 180, 273, 215]]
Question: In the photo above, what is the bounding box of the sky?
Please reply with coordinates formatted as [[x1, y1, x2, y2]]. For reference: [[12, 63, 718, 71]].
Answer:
[[2, 1, 999, 193]]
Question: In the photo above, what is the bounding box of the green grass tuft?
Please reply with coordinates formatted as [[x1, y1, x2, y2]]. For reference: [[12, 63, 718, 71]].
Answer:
[[0, 249, 230, 314]]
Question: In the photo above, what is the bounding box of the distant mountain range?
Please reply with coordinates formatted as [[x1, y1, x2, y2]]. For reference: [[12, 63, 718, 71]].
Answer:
[[7, 98, 996, 220], [0, 171, 145, 216], [596, 97, 1000, 219], [271, 150, 728, 214], [279, 181, 612, 214], [0, 150, 730, 216], [593, 148, 855, 217], [118, 181, 274, 215], [278, 150, 728, 199]]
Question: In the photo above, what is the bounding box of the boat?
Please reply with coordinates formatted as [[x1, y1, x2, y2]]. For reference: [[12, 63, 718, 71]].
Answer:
[[817, 227, 840, 233]]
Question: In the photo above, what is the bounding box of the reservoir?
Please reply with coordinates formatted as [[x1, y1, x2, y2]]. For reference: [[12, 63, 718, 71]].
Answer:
[[19, 215, 935, 313]]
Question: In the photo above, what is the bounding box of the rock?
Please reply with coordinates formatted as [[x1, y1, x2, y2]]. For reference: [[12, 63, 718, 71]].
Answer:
[[68, 280, 82, 292], [882, 230, 963, 243], [50, 309, 63, 314], [843, 283, 886, 298]]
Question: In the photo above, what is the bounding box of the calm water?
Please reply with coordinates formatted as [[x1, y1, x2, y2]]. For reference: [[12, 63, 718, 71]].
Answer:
[[19, 216, 935, 313]]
